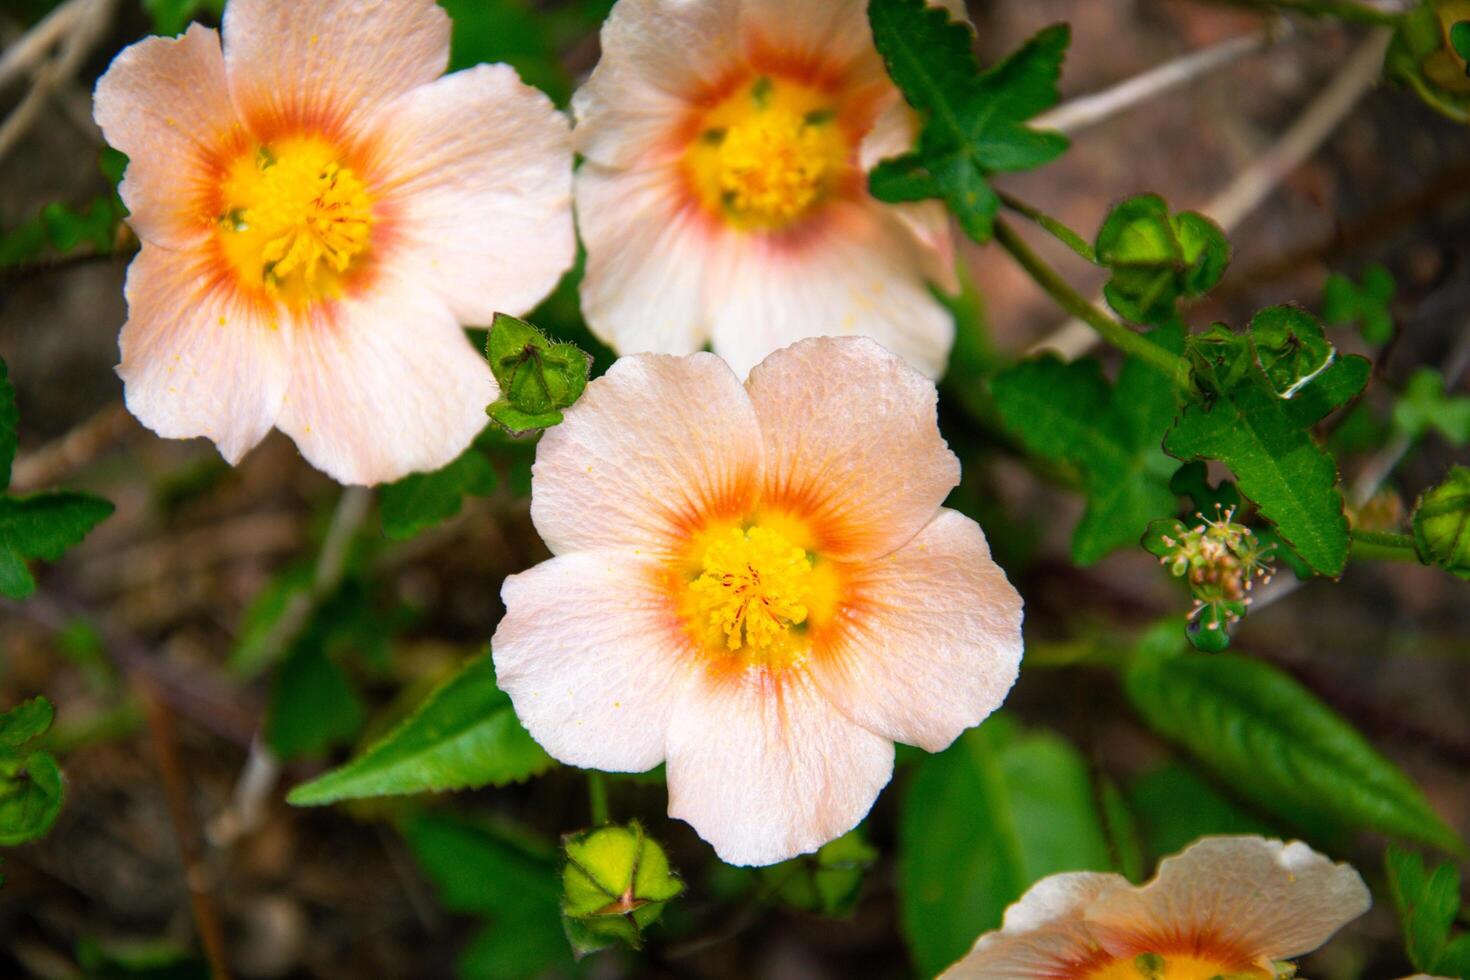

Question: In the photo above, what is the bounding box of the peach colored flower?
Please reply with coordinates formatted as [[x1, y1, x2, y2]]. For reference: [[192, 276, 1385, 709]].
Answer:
[[570, 0, 964, 380], [941, 836, 1371, 980], [94, 0, 574, 485], [492, 337, 1023, 865]]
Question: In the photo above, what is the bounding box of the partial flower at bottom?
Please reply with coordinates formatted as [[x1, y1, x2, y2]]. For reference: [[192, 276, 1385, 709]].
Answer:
[[570, 0, 966, 379], [491, 336, 1024, 866], [940, 835, 1371, 980], [93, 0, 575, 485]]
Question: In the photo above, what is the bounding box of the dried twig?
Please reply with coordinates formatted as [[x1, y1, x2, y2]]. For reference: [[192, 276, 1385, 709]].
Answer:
[[1027, 28, 1394, 359], [0, 0, 115, 166], [0, 0, 89, 93], [10, 402, 135, 493]]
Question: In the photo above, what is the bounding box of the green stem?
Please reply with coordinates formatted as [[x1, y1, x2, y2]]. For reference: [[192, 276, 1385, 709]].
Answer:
[[992, 219, 1192, 389], [1349, 528, 1421, 562], [998, 191, 1097, 264], [1218, 0, 1402, 26], [587, 770, 609, 825]]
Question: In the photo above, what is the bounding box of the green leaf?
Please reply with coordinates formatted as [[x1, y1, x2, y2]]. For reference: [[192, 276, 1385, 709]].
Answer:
[[142, 0, 224, 34], [404, 812, 569, 980], [1394, 369, 1470, 445], [1124, 650, 1464, 854], [759, 827, 879, 917], [1095, 195, 1229, 325], [991, 325, 1181, 564], [379, 442, 497, 541], [440, 0, 572, 104], [1282, 353, 1371, 429], [265, 642, 364, 761], [1412, 466, 1470, 578], [1126, 762, 1276, 861], [1386, 847, 1463, 973], [1165, 353, 1349, 577], [0, 751, 63, 846], [485, 314, 591, 436], [0, 493, 115, 599], [867, 0, 1069, 242], [1248, 305, 1335, 398], [1453, 19, 1470, 61], [288, 654, 551, 806], [1323, 264, 1395, 344], [0, 358, 16, 488], [898, 716, 1114, 977], [0, 696, 53, 748]]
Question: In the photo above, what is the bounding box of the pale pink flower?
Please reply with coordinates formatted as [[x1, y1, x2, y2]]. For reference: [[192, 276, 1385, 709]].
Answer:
[[570, 0, 965, 380], [941, 836, 1371, 980], [94, 0, 574, 485], [492, 337, 1023, 865]]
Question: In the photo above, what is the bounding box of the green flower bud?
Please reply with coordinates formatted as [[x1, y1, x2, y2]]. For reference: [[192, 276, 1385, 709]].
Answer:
[[1412, 466, 1470, 579], [561, 821, 683, 955]]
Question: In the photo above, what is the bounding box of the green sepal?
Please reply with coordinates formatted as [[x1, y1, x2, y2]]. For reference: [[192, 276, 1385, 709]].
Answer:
[[1095, 194, 1229, 325], [1411, 466, 1470, 578], [561, 821, 683, 955], [484, 314, 591, 436]]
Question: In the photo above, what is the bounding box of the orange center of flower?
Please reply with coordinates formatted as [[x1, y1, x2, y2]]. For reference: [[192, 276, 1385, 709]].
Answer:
[[1083, 951, 1274, 980], [679, 520, 840, 666], [216, 136, 374, 305], [683, 75, 848, 231]]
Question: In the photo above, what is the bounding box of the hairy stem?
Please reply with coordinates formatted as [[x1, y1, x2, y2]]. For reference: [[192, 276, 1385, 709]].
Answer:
[[1217, 0, 1403, 26], [997, 191, 1096, 263], [1349, 528, 1420, 562]]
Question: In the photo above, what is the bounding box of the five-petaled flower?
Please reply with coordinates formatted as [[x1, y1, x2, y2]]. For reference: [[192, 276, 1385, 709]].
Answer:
[[570, 0, 965, 380], [94, 0, 575, 485], [941, 836, 1371, 980], [492, 337, 1024, 866]]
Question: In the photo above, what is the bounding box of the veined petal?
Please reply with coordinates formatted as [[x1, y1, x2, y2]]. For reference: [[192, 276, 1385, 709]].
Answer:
[[493, 551, 694, 773], [274, 271, 496, 486], [531, 352, 762, 556], [575, 163, 729, 356], [1085, 837, 1371, 966], [940, 873, 1127, 980], [572, 0, 742, 168], [665, 665, 893, 866], [93, 24, 245, 249], [117, 243, 291, 464], [222, 0, 449, 137], [369, 63, 574, 326], [708, 201, 955, 380], [811, 509, 1022, 752], [744, 336, 959, 561]]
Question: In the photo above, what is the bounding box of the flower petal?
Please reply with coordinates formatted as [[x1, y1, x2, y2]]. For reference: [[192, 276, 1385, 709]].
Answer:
[[117, 243, 291, 464], [572, 0, 742, 168], [368, 63, 574, 326], [744, 336, 959, 561], [575, 163, 729, 356], [493, 550, 694, 773], [811, 509, 1022, 752], [222, 0, 449, 136], [93, 24, 243, 249], [1084, 836, 1371, 965], [939, 872, 1127, 980], [530, 352, 762, 555], [709, 201, 955, 380], [274, 272, 496, 486], [665, 665, 893, 866]]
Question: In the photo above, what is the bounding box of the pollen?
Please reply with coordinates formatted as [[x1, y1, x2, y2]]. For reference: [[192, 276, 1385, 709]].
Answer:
[[685, 524, 814, 654], [216, 136, 374, 304], [683, 75, 848, 231]]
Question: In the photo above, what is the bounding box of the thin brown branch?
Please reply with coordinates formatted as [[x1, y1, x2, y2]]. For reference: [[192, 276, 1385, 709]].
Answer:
[[9, 402, 135, 493]]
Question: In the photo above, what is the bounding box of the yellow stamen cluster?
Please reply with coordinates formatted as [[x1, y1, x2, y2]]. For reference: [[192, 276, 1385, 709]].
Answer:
[[1086, 951, 1278, 980], [686, 524, 814, 654], [683, 75, 847, 231], [218, 137, 373, 303]]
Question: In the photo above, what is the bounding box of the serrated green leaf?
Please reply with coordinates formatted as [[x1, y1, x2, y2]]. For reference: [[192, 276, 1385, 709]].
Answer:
[[0, 696, 53, 749], [898, 716, 1114, 977], [0, 358, 16, 488], [868, 0, 1068, 242], [0, 492, 115, 599], [991, 326, 1181, 564], [1095, 195, 1229, 324], [1165, 364, 1349, 576], [379, 443, 497, 541], [1125, 651, 1464, 854], [1412, 466, 1470, 578], [1283, 354, 1371, 429], [1248, 305, 1336, 398], [1387, 847, 1463, 973], [0, 751, 63, 846], [288, 654, 551, 806], [1395, 369, 1470, 445]]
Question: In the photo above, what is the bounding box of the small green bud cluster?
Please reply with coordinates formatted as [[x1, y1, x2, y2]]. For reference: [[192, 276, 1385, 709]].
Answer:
[[1155, 504, 1275, 649]]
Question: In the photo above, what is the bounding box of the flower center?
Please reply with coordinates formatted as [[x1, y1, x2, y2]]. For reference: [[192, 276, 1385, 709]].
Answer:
[[217, 136, 373, 304], [686, 524, 815, 654], [1085, 952, 1275, 980], [683, 75, 848, 231]]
